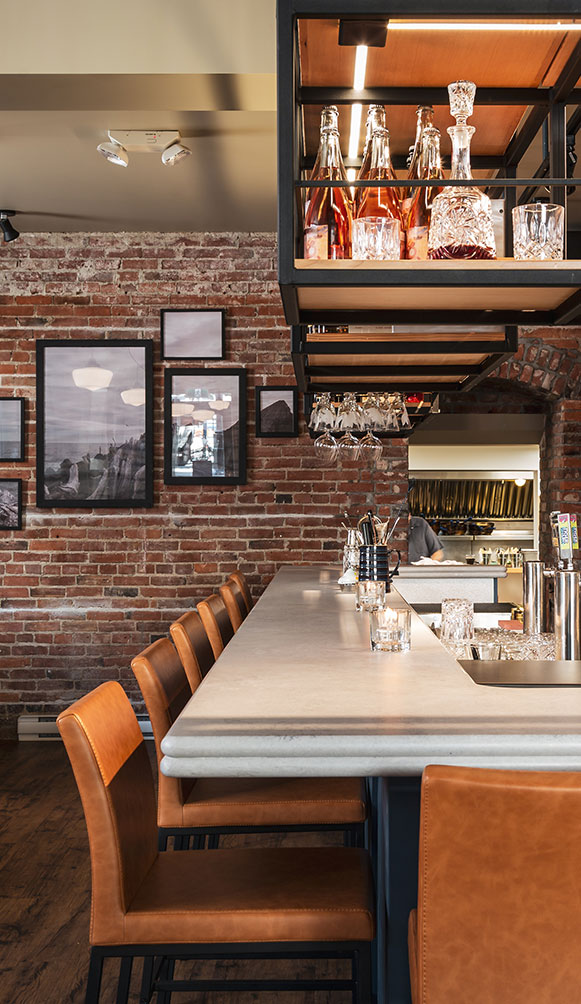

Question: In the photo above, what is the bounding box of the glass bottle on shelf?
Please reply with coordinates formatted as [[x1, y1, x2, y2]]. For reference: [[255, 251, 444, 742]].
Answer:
[[428, 81, 496, 260], [355, 105, 391, 215], [401, 105, 434, 208], [405, 126, 444, 261], [357, 125, 402, 257], [304, 106, 352, 260]]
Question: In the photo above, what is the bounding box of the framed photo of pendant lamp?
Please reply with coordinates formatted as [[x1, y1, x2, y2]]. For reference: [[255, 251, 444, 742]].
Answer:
[[164, 368, 246, 485], [36, 339, 154, 508]]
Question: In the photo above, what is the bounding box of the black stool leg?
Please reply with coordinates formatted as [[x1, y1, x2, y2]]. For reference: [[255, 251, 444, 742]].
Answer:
[[156, 957, 175, 1004], [354, 943, 373, 1004], [193, 834, 206, 849], [158, 830, 169, 851], [85, 948, 104, 1004], [116, 956, 133, 1004], [139, 956, 154, 1004], [207, 832, 220, 849]]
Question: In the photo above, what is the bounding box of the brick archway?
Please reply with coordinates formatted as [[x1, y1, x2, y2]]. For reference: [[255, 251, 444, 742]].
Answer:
[[492, 333, 581, 400]]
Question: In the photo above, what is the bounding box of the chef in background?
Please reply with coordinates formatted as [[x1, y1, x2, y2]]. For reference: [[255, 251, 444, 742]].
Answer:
[[408, 515, 444, 563]]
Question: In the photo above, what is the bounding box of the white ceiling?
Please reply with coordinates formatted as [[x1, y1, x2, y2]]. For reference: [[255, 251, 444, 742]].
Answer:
[[0, 1, 578, 235]]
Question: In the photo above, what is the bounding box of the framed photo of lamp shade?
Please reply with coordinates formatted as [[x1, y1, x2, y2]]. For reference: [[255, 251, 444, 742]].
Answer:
[[160, 309, 226, 360], [36, 339, 153, 508], [164, 368, 246, 485]]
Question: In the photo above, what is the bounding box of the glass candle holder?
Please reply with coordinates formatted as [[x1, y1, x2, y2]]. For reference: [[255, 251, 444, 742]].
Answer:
[[370, 605, 411, 652], [356, 579, 386, 612], [441, 598, 474, 642], [512, 203, 564, 261]]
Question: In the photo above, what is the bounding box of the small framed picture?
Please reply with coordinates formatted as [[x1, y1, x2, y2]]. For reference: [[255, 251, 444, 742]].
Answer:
[[160, 309, 226, 360], [0, 398, 25, 461], [164, 368, 246, 485], [255, 386, 298, 437], [36, 339, 154, 508], [0, 479, 22, 530]]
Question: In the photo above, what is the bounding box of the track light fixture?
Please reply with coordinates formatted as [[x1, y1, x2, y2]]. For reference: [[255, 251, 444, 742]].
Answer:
[[97, 130, 191, 168], [0, 210, 19, 243], [97, 133, 129, 167]]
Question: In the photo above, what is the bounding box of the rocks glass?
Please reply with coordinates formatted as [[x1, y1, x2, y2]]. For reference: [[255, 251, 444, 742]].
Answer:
[[441, 598, 474, 642], [352, 216, 400, 260], [512, 203, 564, 261]]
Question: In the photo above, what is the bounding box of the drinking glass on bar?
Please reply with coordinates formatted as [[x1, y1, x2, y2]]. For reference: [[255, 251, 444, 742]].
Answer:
[[441, 598, 474, 642], [352, 217, 400, 260], [512, 203, 564, 261]]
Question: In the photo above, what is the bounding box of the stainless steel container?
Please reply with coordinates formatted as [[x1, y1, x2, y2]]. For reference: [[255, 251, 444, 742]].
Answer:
[[523, 560, 546, 635], [554, 569, 581, 660]]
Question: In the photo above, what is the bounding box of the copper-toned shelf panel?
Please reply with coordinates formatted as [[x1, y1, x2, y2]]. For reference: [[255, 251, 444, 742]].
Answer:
[[308, 352, 488, 365], [306, 329, 506, 343]]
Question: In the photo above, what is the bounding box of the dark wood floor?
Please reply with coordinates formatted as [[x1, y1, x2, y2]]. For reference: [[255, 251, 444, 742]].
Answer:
[[0, 741, 352, 1004]]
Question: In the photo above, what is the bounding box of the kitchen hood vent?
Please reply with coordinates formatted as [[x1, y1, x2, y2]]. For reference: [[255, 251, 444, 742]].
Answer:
[[410, 478, 534, 520]]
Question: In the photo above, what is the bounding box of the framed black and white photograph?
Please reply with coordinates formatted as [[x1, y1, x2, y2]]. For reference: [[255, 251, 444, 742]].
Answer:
[[255, 386, 298, 437], [0, 479, 22, 530], [164, 368, 246, 485], [160, 309, 225, 360], [36, 340, 154, 508], [0, 398, 25, 461]]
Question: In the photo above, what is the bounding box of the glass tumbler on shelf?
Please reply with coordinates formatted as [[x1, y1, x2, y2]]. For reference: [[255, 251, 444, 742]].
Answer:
[[440, 598, 474, 642], [352, 217, 401, 261], [428, 81, 496, 260], [370, 605, 411, 652], [512, 203, 564, 261]]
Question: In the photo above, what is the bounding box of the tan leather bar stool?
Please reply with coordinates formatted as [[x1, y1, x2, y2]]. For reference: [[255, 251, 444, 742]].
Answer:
[[219, 576, 248, 631], [197, 592, 234, 658], [230, 569, 253, 611], [169, 608, 214, 688], [57, 681, 374, 1003], [409, 764, 581, 1004], [132, 637, 367, 851]]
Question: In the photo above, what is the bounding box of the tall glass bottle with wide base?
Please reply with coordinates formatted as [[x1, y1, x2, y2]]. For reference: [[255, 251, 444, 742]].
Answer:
[[428, 81, 496, 261], [304, 107, 351, 260], [357, 125, 402, 258], [405, 126, 444, 261]]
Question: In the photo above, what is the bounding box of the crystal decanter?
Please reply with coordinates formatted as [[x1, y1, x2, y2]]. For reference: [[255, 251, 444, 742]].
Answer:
[[428, 81, 496, 260]]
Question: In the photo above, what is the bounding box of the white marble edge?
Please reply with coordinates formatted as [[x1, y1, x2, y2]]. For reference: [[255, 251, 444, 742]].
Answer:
[[161, 565, 581, 778]]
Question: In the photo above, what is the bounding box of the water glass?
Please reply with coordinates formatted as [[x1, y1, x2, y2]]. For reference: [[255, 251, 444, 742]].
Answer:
[[356, 579, 386, 612], [470, 641, 502, 660], [512, 203, 564, 261], [352, 217, 400, 261], [441, 598, 474, 642], [370, 605, 411, 652]]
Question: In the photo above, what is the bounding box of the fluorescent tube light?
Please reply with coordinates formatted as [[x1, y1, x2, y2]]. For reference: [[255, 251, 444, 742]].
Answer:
[[390, 21, 581, 31], [348, 105, 363, 160], [353, 45, 368, 90]]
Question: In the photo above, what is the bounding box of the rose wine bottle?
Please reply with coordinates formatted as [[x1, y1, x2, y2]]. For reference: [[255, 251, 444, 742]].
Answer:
[[405, 126, 444, 261], [304, 106, 352, 260], [355, 105, 391, 215], [357, 125, 402, 256], [401, 105, 434, 210]]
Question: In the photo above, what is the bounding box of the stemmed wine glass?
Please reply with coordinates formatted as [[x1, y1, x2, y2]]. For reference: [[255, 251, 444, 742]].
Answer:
[[311, 393, 338, 465], [336, 393, 361, 462]]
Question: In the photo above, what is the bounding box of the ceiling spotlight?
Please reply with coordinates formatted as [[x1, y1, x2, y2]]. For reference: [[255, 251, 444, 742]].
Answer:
[[97, 132, 129, 167], [0, 210, 19, 243], [161, 141, 191, 167]]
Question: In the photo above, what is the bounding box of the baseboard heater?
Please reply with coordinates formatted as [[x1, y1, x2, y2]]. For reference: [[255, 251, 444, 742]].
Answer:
[[18, 713, 153, 741]]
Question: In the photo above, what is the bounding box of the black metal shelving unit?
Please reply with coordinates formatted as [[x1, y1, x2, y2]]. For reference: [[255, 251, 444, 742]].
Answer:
[[277, 0, 581, 394]]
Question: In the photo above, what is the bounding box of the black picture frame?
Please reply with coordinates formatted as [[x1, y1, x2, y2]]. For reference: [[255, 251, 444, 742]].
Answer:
[[0, 479, 22, 530], [255, 386, 298, 438], [0, 398, 25, 461], [160, 309, 226, 360], [36, 339, 154, 508], [164, 368, 246, 485]]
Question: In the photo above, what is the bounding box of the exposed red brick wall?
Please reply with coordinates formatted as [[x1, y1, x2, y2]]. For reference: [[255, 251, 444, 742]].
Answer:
[[0, 232, 409, 736]]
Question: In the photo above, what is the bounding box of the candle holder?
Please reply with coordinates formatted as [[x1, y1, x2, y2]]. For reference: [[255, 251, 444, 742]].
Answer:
[[369, 605, 411, 652]]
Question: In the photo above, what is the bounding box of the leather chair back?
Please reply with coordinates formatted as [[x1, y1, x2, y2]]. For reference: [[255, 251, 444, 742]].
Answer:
[[219, 577, 248, 632], [131, 637, 195, 824], [410, 764, 581, 1004], [230, 570, 253, 611], [197, 593, 235, 659], [57, 681, 158, 945], [169, 609, 214, 688]]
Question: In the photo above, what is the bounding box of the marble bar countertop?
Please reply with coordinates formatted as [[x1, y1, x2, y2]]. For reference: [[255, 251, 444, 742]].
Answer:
[[397, 564, 507, 577], [161, 565, 581, 778]]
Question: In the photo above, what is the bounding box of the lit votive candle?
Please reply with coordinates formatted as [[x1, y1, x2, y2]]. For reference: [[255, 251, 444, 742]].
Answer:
[[370, 605, 411, 652]]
